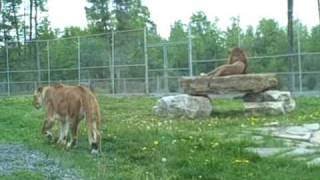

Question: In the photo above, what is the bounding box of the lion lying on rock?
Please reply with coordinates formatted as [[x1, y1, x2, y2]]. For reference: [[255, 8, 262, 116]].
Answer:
[[33, 84, 102, 154], [205, 47, 248, 77]]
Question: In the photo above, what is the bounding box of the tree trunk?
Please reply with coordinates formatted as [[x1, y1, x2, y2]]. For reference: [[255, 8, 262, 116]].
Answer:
[[34, 0, 38, 39], [29, 0, 33, 40], [12, 0, 20, 44], [287, 0, 294, 91], [318, 0, 320, 24]]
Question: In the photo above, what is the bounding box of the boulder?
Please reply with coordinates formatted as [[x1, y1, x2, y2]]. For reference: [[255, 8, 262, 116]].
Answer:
[[180, 73, 278, 95], [153, 94, 213, 119], [244, 101, 287, 115], [242, 90, 296, 112], [243, 90, 296, 115]]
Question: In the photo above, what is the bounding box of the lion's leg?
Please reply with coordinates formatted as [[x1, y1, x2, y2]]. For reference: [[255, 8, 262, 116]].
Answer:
[[42, 116, 55, 141], [213, 63, 246, 77], [87, 120, 100, 154], [67, 120, 80, 149], [207, 66, 222, 76], [57, 121, 69, 145]]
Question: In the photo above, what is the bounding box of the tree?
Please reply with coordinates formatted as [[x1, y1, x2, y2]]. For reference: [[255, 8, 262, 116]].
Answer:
[[112, 0, 155, 31], [318, 0, 320, 24], [188, 11, 225, 75], [85, 0, 113, 33], [225, 16, 241, 49], [255, 19, 287, 55], [29, 0, 33, 40], [242, 25, 256, 55]]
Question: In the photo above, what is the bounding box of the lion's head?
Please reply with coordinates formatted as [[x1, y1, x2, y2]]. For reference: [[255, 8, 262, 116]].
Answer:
[[228, 47, 248, 73], [33, 87, 45, 109]]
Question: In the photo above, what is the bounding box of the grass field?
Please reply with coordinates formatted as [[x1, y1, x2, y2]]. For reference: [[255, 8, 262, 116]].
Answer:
[[1, 96, 320, 179]]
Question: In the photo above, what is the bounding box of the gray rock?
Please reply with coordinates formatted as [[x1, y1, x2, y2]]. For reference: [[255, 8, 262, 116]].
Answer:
[[245, 147, 289, 157], [307, 158, 320, 166], [153, 94, 213, 119], [286, 126, 311, 135], [303, 123, 320, 131], [251, 135, 264, 141], [272, 131, 312, 141], [264, 121, 280, 127], [281, 147, 316, 156], [310, 131, 320, 144], [297, 141, 318, 148], [243, 90, 296, 114], [243, 90, 291, 102], [180, 73, 278, 95], [244, 102, 286, 115]]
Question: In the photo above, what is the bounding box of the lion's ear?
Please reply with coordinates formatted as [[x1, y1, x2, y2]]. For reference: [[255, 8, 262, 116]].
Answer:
[[37, 87, 43, 93]]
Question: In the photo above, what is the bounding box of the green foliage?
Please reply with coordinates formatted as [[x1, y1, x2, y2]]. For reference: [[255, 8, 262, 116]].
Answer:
[[85, 0, 113, 32]]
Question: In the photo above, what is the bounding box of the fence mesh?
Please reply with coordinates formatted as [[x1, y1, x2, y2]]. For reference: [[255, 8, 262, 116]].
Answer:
[[1, 28, 320, 96]]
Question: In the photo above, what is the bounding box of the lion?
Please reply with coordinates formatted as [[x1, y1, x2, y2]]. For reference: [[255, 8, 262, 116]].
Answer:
[[33, 84, 102, 154], [206, 47, 248, 77]]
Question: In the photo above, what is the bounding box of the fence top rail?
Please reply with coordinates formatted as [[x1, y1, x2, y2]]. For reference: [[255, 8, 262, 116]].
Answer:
[[192, 52, 320, 63], [147, 41, 188, 48], [6, 28, 145, 43]]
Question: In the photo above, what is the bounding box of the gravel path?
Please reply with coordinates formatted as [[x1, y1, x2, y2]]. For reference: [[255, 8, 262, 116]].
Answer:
[[0, 144, 82, 179]]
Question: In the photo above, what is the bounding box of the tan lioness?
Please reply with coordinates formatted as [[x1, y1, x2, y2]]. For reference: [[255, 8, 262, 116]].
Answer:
[[33, 84, 102, 154]]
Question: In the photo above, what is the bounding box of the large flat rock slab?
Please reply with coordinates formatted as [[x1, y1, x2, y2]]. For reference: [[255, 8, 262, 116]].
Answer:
[[180, 73, 278, 95]]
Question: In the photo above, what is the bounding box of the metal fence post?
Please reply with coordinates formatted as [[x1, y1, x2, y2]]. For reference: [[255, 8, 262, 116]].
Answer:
[[163, 45, 169, 92], [297, 24, 302, 92], [47, 40, 51, 85], [78, 37, 81, 85], [36, 41, 41, 84], [144, 27, 149, 94], [188, 24, 193, 77], [5, 42, 10, 96], [111, 31, 115, 95]]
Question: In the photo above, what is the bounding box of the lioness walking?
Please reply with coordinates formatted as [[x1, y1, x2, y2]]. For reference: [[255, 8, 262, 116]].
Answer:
[[33, 84, 102, 154]]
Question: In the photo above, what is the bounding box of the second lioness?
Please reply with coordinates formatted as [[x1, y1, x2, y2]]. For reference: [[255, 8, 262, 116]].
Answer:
[[33, 84, 102, 154]]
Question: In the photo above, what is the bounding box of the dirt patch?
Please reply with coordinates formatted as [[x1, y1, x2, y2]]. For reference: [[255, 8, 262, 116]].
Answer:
[[0, 144, 82, 179]]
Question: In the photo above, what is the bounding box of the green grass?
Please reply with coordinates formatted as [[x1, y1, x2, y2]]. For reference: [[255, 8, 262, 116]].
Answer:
[[1, 96, 320, 179]]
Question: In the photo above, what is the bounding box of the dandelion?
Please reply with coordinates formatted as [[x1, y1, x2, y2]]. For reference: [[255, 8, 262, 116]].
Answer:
[[233, 159, 250, 164], [154, 141, 159, 145], [161, 157, 167, 162], [211, 142, 219, 148]]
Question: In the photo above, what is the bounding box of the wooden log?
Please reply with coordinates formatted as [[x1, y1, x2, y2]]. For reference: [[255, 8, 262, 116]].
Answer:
[[180, 74, 278, 95]]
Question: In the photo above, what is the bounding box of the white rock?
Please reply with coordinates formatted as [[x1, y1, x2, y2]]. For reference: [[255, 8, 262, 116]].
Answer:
[[243, 90, 296, 114], [286, 126, 311, 136], [303, 123, 320, 131], [272, 131, 312, 141], [245, 147, 289, 157], [297, 141, 318, 148], [282, 147, 316, 156], [153, 94, 213, 119], [310, 131, 320, 144], [307, 158, 320, 166], [264, 121, 280, 127], [244, 102, 286, 115]]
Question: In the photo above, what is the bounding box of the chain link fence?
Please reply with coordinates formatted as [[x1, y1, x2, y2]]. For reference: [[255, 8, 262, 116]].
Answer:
[[1, 28, 320, 96]]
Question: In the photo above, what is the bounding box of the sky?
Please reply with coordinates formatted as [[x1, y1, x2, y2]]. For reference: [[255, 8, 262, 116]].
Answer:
[[47, 0, 319, 38]]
